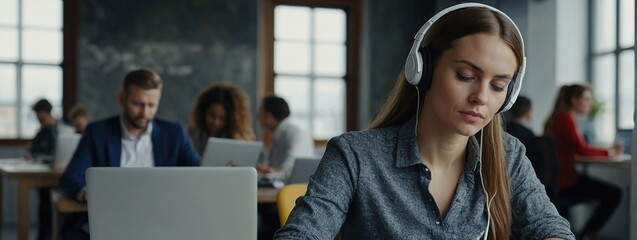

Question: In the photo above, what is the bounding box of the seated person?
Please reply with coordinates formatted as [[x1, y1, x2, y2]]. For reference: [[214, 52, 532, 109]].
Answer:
[[67, 104, 91, 134], [27, 98, 58, 240], [505, 95, 536, 140], [544, 84, 622, 239], [187, 82, 255, 156], [255, 96, 314, 180], [255, 96, 315, 239], [59, 69, 201, 240], [275, 3, 573, 239]]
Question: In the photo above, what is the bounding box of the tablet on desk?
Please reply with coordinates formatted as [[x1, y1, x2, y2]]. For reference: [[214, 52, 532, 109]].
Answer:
[[201, 137, 263, 167]]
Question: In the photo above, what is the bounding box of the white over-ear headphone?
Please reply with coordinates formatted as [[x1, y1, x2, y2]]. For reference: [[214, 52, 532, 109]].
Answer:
[[404, 2, 526, 113]]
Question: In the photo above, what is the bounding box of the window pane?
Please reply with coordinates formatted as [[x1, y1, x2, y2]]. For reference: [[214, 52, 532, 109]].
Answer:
[[314, 43, 346, 77], [23, 29, 62, 63], [23, 0, 62, 28], [275, 76, 311, 133], [0, 0, 17, 26], [0, 64, 16, 102], [275, 5, 310, 41], [0, 28, 18, 61], [314, 8, 346, 43], [593, 0, 616, 52], [21, 65, 62, 137], [592, 54, 616, 143], [620, 0, 635, 48], [313, 78, 344, 139], [618, 50, 634, 129], [0, 64, 17, 138], [275, 41, 310, 74]]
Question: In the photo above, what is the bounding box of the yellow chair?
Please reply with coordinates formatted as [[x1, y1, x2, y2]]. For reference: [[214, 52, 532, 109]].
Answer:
[[277, 183, 308, 226]]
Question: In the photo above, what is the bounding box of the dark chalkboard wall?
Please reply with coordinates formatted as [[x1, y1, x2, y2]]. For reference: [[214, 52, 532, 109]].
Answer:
[[74, 0, 526, 129], [77, 0, 258, 124]]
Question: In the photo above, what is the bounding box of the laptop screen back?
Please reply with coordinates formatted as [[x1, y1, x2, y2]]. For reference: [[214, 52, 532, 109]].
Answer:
[[86, 167, 257, 240], [201, 138, 263, 167], [616, 130, 632, 154], [53, 133, 81, 172], [288, 156, 321, 184]]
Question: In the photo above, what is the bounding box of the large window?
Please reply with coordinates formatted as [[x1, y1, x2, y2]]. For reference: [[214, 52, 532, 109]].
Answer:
[[0, 0, 63, 139], [262, 0, 360, 141], [589, 0, 634, 142]]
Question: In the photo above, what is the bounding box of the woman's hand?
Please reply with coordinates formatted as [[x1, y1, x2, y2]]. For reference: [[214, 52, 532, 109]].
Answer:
[[608, 143, 623, 156]]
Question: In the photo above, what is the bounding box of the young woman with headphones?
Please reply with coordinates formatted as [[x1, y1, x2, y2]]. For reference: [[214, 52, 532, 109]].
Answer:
[[275, 3, 574, 239]]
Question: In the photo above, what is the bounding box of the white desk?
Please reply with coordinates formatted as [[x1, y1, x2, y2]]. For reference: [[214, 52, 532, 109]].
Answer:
[[575, 154, 632, 170]]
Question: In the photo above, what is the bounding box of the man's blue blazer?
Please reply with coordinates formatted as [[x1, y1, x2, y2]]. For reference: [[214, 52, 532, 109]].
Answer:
[[60, 116, 201, 198]]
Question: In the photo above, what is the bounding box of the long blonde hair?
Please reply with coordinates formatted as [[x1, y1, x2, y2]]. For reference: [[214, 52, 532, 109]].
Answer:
[[188, 82, 255, 140], [369, 7, 523, 239]]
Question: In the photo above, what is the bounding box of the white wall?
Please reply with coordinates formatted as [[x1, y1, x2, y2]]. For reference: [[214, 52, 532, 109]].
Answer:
[[526, 0, 558, 134], [555, 0, 588, 86], [526, 0, 588, 134]]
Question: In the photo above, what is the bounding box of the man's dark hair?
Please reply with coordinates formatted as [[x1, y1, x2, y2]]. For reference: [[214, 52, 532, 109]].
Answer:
[[510, 96, 531, 119], [262, 96, 290, 121], [32, 99, 52, 114], [123, 69, 162, 94]]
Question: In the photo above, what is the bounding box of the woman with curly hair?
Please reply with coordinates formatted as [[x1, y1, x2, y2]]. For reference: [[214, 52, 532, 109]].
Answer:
[[188, 82, 256, 156]]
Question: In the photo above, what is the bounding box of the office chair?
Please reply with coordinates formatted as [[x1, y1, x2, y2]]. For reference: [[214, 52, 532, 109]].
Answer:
[[520, 136, 592, 219], [520, 136, 560, 200], [276, 183, 308, 226]]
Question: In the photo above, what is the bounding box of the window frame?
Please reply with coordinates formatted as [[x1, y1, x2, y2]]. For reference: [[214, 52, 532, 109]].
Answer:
[[260, 0, 361, 143], [0, 0, 78, 142], [587, 0, 634, 131]]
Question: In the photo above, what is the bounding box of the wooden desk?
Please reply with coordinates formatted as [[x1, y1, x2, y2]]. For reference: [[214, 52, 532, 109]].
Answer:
[[575, 154, 632, 170], [0, 158, 280, 240], [258, 187, 279, 203], [0, 158, 60, 240]]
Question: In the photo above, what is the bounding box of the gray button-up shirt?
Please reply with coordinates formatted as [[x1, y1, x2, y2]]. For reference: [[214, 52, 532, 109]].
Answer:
[[275, 117, 574, 239]]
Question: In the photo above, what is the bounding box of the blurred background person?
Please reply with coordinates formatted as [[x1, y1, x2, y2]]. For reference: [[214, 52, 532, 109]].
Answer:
[[67, 104, 92, 134], [26, 98, 57, 240], [187, 82, 256, 156], [544, 84, 622, 240], [256, 96, 314, 179], [505, 95, 536, 140]]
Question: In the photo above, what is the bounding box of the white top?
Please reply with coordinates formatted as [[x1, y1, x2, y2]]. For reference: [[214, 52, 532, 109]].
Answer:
[[266, 118, 314, 178], [119, 116, 154, 167]]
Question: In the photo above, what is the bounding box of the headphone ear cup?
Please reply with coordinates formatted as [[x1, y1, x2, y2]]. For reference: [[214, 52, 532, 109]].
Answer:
[[501, 83, 515, 110], [419, 47, 433, 90], [405, 52, 423, 86]]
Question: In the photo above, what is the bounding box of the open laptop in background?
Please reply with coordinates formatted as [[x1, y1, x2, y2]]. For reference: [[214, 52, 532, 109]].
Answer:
[[287, 156, 321, 184], [201, 138, 263, 167], [615, 129, 632, 154], [52, 133, 82, 172], [86, 167, 257, 240]]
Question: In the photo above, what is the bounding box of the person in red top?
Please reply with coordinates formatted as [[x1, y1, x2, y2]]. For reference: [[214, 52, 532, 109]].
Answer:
[[544, 84, 622, 240]]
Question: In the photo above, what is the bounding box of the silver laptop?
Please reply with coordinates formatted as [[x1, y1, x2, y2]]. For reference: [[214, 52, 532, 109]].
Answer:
[[86, 167, 257, 240], [201, 138, 263, 167], [52, 133, 81, 172], [287, 156, 321, 184]]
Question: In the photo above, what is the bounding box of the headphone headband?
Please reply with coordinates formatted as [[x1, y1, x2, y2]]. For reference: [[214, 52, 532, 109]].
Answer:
[[404, 2, 526, 113]]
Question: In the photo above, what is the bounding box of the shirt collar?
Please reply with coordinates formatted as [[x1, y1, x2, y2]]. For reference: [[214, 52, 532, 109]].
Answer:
[[119, 115, 153, 140], [394, 115, 482, 173]]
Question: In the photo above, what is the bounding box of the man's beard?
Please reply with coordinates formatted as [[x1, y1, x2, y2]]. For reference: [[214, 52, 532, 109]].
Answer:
[[126, 115, 149, 129]]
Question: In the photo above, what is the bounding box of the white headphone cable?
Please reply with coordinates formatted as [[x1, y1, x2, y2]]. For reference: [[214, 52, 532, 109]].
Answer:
[[478, 129, 497, 240]]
